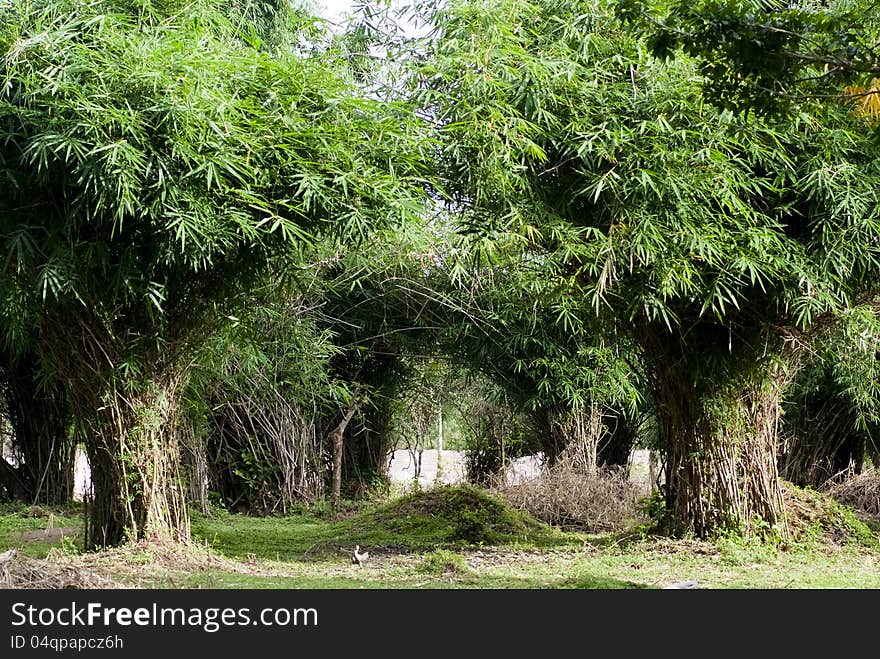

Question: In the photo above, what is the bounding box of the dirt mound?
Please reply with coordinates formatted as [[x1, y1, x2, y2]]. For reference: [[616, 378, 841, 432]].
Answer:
[[374, 484, 545, 544], [781, 480, 876, 546], [826, 471, 880, 519], [388, 484, 506, 517]]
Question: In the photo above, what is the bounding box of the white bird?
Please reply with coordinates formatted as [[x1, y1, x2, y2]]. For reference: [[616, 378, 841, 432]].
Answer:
[[0, 548, 16, 563], [351, 544, 369, 567], [662, 580, 698, 589]]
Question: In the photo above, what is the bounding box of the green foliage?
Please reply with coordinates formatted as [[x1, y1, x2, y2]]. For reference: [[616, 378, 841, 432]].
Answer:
[[387, 359, 448, 454], [405, 0, 880, 540], [0, 0, 428, 375], [716, 533, 782, 566], [0, 0, 429, 543], [356, 469, 394, 500], [190, 485, 570, 560], [4, 0, 880, 552], [459, 393, 535, 485], [638, 490, 666, 525], [3, 500, 877, 589], [57, 533, 81, 555], [812, 305, 880, 426], [616, 0, 880, 114], [375, 485, 548, 545], [417, 548, 469, 574], [0, 502, 83, 558], [412, 0, 880, 350], [784, 482, 878, 548]]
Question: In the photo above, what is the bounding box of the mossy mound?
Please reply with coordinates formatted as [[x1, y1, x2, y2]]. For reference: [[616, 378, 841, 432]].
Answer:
[[826, 470, 880, 520], [368, 485, 548, 545], [781, 480, 877, 547]]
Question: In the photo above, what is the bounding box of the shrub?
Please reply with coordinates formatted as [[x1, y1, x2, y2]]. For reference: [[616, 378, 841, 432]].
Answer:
[[495, 459, 647, 532], [418, 549, 468, 575]]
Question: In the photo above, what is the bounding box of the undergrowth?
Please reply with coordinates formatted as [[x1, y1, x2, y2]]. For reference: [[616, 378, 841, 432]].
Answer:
[[495, 460, 647, 533], [191, 484, 573, 561], [371, 484, 550, 545], [417, 549, 468, 575]]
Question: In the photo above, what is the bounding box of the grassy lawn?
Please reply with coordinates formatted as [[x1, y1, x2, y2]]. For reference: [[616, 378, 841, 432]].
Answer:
[[0, 502, 83, 558], [1, 486, 878, 589]]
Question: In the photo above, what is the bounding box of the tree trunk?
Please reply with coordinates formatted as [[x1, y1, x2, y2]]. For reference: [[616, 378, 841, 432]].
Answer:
[[331, 427, 344, 506], [181, 428, 210, 515], [81, 378, 190, 549], [344, 399, 395, 497], [536, 404, 602, 473], [534, 406, 567, 465], [205, 392, 324, 514], [0, 457, 30, 501], [35, 307, 193, 548], [597, 408, 637, 469], [330, 398, 362, 507], [2, 350, 74, 504], [556, 404, 601, 473], [436, 408, 443, 484], [639, 323, 788, 539], [204, 401, 250, 513]]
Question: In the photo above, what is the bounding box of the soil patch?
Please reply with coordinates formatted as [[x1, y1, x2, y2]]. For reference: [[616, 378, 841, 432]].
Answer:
[[19, 527, 80, 542]]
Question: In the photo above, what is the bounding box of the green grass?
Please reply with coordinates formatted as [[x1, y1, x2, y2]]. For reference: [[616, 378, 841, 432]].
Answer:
[[0, 502, 83, 558], [190, 485, 578, 562], [2, 486, 879, 589]]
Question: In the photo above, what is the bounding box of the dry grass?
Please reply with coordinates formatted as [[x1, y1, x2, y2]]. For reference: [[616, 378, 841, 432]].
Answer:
[[494, 459, 649, 533], [72, 538, 290, 587], [0, 548, 123, 589], [0, 538, 275, 589], [826, 470, 880, 519]]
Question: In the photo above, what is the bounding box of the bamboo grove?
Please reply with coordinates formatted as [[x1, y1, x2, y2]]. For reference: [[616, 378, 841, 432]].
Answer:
[[0, 0, 879, 547]]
